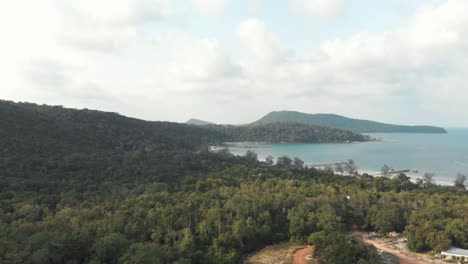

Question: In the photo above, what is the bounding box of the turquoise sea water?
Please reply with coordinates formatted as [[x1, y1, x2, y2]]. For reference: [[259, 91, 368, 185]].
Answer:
[[228, 128, 468, 185]]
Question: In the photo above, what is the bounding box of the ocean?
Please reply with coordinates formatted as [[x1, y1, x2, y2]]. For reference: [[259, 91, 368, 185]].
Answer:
[[227, 128, 468, 185]]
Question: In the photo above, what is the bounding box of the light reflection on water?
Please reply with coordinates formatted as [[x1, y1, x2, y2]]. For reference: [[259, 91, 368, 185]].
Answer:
[[227, 128, 468, 185]]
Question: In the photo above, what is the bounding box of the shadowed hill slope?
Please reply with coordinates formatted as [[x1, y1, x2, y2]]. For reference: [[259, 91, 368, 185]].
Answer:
[[0, 101, 230, 156], [0, 100, 240, 193]]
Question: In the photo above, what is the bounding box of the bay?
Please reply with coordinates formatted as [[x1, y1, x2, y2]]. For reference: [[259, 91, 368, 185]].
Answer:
[[228, 128, 468, 185]]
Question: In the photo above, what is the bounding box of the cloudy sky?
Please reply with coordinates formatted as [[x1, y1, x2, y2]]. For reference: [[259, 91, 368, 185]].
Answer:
[[1, 0, 467, 126]]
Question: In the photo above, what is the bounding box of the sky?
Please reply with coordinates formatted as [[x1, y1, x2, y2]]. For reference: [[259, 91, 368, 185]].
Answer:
[[0, 0, 467, 127]]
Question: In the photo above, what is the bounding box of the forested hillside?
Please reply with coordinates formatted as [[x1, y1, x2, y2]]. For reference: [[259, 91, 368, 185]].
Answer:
[[0, 100, 243, 193], [0, 101, 229, 153], [0, 100, 466, 264], [1, 101, 370, 147], [206, 122, 370, 143], [253, 111, 447, 133]]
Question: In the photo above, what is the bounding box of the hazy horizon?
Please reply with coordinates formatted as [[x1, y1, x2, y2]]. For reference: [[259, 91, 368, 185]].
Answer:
[[7, 99, 464, 129], [1, 0, 467, 127]]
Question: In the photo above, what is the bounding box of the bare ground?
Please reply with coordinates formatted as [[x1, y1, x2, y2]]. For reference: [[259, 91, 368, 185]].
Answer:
[[352, 231, 447, 264], [247, 243, 305, 264], [293, 246, 314, 264]]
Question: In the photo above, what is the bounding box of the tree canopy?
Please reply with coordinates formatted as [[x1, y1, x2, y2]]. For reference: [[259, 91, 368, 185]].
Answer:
[[0, 100, 467, 264]]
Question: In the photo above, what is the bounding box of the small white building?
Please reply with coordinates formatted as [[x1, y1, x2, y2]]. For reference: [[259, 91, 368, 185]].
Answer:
[[441, 247, 468, 261]]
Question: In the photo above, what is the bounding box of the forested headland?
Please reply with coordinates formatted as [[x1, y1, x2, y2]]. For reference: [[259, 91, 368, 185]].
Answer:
[[0, 100, 466, 264], [205, 122, 370, 143], [251, 111, 448, 134]]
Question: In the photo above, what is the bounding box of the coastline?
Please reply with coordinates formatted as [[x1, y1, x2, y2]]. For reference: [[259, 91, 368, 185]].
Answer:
[[213, 130, 467, 187], [212, 145, 456, 186]]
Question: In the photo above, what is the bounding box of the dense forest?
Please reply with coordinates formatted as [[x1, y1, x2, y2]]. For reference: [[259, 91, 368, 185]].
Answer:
[[1, 100, 466, 264], [205, 123, 370, 143], [252, 111, 448, 134]]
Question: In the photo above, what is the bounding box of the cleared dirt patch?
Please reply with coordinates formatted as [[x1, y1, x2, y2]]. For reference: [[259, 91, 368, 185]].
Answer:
[[247, 243, 305, 264], [293, 246, 314, 264], [352, 231, 447, 264]]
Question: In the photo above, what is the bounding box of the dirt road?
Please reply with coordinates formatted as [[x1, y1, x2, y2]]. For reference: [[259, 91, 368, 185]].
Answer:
[[293, 246, 314, 264], [363, 237, 426, 264], [353, 231, 445, 264]]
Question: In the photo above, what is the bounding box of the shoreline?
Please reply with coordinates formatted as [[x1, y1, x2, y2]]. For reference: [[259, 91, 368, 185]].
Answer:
[[212, 146, 456, 186]]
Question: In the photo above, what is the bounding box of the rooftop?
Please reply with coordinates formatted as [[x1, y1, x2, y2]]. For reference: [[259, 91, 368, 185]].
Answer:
[[441, 247, 468, 257]]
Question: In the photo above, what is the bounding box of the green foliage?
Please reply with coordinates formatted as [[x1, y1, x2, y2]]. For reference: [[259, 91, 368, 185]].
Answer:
[[308, 232, 382, 264], [307, 211, 381, 264], [119, 242, 164, 264], [293, 157, 305, 169], [454, 173, 467, 189], [366, 202, 406, 235], [276, 156, 293, 168], [404, 206, 457, 252], [316, 213, 344, 233], [207, 122, 370, 143], [287, 207, 313, 241], [446, 219, 468, 248], [243, 150, 258, 166], [0, 100, 466, 264], [93, 233, 129, 264]]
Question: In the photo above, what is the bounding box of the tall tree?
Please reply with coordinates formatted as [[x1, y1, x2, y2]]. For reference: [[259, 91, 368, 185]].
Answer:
[[293, 157, 305, 170], [244, 150, 258, 165], [454, 173, 466, 190], [380, 164, 392, 177], [335, 164, 344, 174], [276, 156, 292, 168], [422, 172, 435, 187], [344, 159, 358, 175], [265, 156, 274, 166]]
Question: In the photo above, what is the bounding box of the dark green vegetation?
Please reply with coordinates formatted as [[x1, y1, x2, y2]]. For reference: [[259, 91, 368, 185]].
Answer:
[[0, 100, 466, 264], [308, 231, 382, 264], [206, 123, 370, 143], [185, 117, 371, 143], [252, 111, 447, 133]]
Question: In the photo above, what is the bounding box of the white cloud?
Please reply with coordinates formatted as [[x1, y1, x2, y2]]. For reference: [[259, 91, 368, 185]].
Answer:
[[56, 0, 177, 53], [304, 0, 468, 125], [317, 0, 468, 92], [152, 32, 243, 92], [190, 0, 229, 16], [1, 0, 468, 126], [60, 0, 174, 26], [292, 0, 345, 17], [229, 0, 468, 125], [246, 0, 263, 10], [0, 0, 238, 117], [236, 18, 284, 66]]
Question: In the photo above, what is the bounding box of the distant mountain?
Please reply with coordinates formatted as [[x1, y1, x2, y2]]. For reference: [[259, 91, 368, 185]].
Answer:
[[252, 111, 447, 134], [186, 118, 216, 126]]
